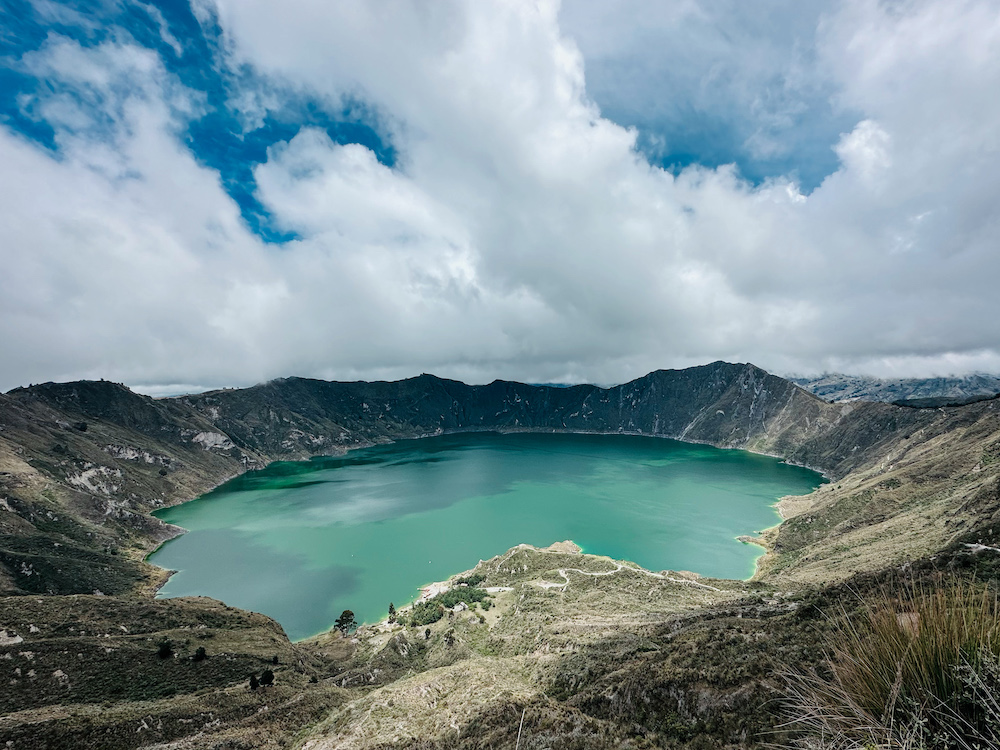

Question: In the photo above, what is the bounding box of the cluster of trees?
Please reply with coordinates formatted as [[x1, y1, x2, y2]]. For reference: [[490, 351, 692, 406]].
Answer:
[[406, 601, 446, 627], [436, 586, 490, 609], [329, 587, 489, 635], [393, 586, 491, 627]]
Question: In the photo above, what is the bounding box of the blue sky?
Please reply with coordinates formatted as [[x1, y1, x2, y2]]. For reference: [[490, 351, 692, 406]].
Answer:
[[1, 0, 395, 242], [1, 0, 999, 390], [1, 0, 844, 244]]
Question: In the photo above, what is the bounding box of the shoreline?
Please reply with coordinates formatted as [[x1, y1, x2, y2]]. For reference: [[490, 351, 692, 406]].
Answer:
[[141, 427, 825, 639]]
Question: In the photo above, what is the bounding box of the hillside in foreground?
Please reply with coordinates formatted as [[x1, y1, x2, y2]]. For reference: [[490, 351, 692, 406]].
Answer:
[[1, 361, 999, 748]]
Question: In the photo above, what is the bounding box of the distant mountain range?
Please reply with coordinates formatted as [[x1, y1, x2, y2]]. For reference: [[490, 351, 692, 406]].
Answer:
[[791, 373, 1000, 406]]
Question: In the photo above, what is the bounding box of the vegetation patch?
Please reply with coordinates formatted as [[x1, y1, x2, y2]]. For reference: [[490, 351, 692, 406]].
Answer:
[[402, 587, 491, 626]]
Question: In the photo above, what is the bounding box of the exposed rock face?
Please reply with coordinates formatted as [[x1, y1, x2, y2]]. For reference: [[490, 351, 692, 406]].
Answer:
[[172, 361, 983, 482], [178, 362, 830, 459], [0, 362, 908, 489]]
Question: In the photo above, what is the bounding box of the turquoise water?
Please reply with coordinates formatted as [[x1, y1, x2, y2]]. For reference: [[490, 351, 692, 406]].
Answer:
[[150, 432, 823, 640]]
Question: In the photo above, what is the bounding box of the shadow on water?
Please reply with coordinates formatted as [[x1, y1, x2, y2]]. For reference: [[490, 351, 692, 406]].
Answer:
[[154, 528, 362, 641]]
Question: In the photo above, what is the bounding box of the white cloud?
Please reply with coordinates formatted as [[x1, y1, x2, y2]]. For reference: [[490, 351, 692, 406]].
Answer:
[[2, 1, 1000, 391], [834, 119, 891, 187]]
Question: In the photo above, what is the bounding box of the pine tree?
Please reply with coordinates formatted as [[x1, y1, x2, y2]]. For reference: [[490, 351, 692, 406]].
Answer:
[[260, 669, 274, 687], [249, 674, 259, 690], [388, 602, 396, 623]]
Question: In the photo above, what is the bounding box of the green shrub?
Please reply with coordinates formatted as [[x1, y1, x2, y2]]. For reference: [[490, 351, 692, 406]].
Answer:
[[407, 601, 445, 627], [435, 586, 488, 609], [403, 587, 491, 626]]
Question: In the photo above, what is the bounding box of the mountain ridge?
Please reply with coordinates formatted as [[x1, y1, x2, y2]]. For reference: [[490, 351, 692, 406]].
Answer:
[[5, 361, 841, 481]]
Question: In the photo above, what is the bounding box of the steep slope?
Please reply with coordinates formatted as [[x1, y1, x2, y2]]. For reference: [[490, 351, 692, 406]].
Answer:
[[0, 382, 265, 596], [179, 362, 845, 468], [760, 393, 1000, 583]]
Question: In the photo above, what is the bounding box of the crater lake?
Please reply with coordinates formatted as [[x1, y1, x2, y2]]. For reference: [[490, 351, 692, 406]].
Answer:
[[149, 432, 824, 640]]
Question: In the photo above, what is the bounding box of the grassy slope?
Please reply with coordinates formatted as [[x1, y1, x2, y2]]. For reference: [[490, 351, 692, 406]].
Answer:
[[0, 594, 354, 749], [758, 398, 1000, 583]]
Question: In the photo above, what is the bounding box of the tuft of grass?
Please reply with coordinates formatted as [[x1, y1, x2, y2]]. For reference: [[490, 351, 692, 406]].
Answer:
[[779, 579, 1000, 749]]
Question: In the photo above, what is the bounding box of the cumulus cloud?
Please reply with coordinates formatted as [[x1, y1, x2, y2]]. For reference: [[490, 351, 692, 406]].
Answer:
[[1, 0, 1000, 391]]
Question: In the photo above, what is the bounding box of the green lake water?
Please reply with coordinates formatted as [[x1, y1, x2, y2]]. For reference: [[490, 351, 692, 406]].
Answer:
[[149, 432, 823, 640]]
